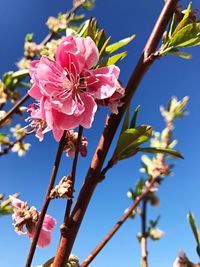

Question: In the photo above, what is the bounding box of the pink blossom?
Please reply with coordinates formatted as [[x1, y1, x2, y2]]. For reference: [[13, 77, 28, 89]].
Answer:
[[28, 35, 120, 141], [10, 197, 56, 248], [26, 103, 51, 141], [97, 82, 125, 114], [64, 130, 88, 157], [27, 214, 56, 248]]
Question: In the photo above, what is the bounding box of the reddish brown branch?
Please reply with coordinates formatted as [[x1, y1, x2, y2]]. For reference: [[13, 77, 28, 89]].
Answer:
[[141, 200, 148, 267], [63, 126, 83, 227], [53, 1, 178, 266], [0, 93, 30, 127], [25, 131, 66, 267], [80, 178, 157, 267]]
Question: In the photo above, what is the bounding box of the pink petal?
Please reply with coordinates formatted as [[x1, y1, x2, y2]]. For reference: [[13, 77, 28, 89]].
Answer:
[[29, 60, 40, 80], [10, 197, 24, 209], [78, 93, 97, 128], [28, 84, 43, 100], [74, 36, 99, 69], [84, 65, 120, 99], [56, 36, 84, 75], [51, 93, 76, 115], [51, 108, 82, 130], [27, 215, 56, 248], [52, 128, 64, 141], [28, 228, 51, 248], [42, 215, 56, 231]]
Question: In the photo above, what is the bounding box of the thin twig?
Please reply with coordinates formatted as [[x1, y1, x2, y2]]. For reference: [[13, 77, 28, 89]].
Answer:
[[25, 131, 66, 267], [66, 2, 84, 20], [53, 127, 83, 267], [63, 126, 83, 227], [0, 136, 26, 156], [80, 178, 158, 267], [0, 93, 30, 127], [53, 1, 178, 264], [141, 199, 148, 267]]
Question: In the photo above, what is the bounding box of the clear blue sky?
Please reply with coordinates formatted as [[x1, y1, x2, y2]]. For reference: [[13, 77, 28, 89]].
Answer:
[[0, 0, 200, 266]]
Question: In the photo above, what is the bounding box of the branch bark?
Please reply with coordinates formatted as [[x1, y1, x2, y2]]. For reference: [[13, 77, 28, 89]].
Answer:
[[141, 200, 148, 267], [25, 131, 66, 267], [53, 1, 178, 266], [63, 126, 83, 227], [80, 178, 157, 267]]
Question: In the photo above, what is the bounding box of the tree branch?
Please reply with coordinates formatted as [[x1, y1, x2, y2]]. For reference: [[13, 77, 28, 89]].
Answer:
[[80, 178, 158, 267], [25, 131, 66, 267], [141, 200, 148, 267], [53, 1, 178, 265], [62, 126, 83, 228], [0, 93, 30, 127]]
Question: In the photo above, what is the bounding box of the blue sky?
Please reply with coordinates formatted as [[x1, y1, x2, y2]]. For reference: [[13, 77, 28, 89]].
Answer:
[[0, 0, 200, 266]]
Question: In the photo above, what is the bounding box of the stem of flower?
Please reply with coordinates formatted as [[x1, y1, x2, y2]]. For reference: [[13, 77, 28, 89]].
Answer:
[[141, 199, 148, 267], [63, 126, 83, 227], [25, 131, 66, 267], [80, 177, 158, 267], [52, 1, 178, 265]]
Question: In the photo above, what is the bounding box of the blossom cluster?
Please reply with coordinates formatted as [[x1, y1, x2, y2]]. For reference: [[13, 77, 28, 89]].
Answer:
[[11, 196, 56, 248], [27, 35, 123, 142]]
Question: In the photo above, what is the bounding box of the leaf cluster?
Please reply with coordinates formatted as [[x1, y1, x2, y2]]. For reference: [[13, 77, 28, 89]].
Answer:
[[160, 3, 200, 59]]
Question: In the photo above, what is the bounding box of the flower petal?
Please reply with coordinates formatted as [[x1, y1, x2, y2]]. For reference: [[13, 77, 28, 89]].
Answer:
[[28, 84, 43, 100], [78, 93, 97, 128], [84, 65, 120, 99], [27, 215, 56, 248], [56, 36, 84, 75], [74, 36, 99, 69], [52, 128, 64, 141]]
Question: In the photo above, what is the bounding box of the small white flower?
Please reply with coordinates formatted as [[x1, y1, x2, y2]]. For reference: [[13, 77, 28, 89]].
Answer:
[[12, 141, 30, 157], [149, 228, 164, 240], [0, 81, 7, 104], [10, 124, 27, 139]]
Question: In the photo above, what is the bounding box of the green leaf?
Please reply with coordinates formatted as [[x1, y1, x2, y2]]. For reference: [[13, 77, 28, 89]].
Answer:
[[115, 107, 130, 153], [25, 33, 34, 42], [137, 147, 184, 159], [82, 0, 95, 10], [171, 2, 192, 37], [87, 18, 98, 40], [99, 51, 127, 67], [167, 49, 192, 59], [0, 205, 13, 216], [168, 22, 200, 49], [95, 29, 107, 51], [114, 125, 152, 160], [150, 215, 160, 228], [130, 105, 140, 128], [121, 107, 130, 134], [37, 255, 79, 267], [187, 212, 200, 257], [68, 14, 85, 23], [12, 69, 29, 79], [3, 72, 13, 87], [168, 13, 178, 39], [0, 133, 8, 139], [99, 36, 111, 59], [135, 178, 145, 196], [105, 34, 136, 55]]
